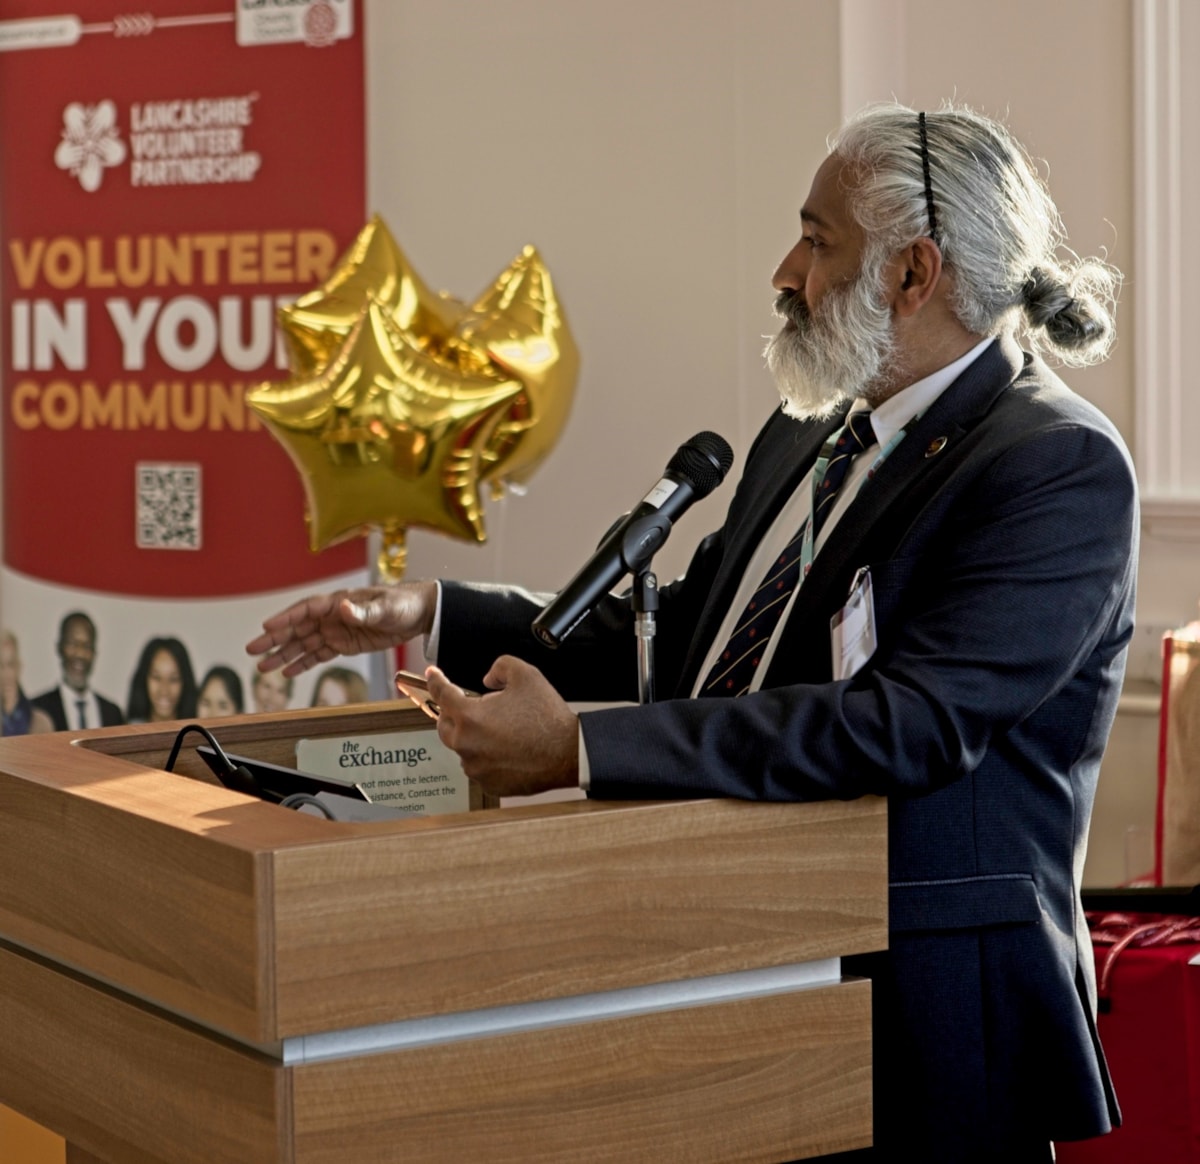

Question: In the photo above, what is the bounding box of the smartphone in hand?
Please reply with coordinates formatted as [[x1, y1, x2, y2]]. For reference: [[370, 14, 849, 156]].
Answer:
[[394, 669, 440, 719], [394, 669, 479, 720]]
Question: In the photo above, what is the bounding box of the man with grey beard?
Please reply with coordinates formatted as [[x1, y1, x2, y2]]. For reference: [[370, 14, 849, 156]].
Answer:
[[249, 103, 1134, 1161]]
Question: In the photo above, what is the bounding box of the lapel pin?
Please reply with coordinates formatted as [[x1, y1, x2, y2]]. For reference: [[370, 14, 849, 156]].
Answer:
[[924, 436, 948, 458]]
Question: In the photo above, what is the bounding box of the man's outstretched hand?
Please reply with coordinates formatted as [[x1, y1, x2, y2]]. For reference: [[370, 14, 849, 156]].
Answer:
[[245, 582, 438, 677]]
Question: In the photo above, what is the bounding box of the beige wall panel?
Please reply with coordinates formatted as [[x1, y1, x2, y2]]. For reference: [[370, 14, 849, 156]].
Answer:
[[366, 1, 841, 593], [0, 1104, 64, 1164], [363, 1, 1157, 883]]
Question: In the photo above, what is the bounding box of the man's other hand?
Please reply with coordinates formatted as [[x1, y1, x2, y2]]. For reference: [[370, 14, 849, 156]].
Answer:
[[426, 657, 579, 798]]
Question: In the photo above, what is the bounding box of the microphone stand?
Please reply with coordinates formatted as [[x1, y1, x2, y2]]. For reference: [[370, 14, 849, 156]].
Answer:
[[631, 569, 658, 704], [617, 512, 671, 705]]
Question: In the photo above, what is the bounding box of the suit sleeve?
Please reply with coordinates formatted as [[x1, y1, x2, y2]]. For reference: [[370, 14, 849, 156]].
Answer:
[[581, 420, 1138, 802], [435, 529, 727, 702]]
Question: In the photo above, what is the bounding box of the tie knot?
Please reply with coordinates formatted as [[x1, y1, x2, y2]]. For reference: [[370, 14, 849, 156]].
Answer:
[[845, 410, 876, 452]]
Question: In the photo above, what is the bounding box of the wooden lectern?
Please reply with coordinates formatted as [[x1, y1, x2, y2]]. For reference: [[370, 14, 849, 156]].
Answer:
[[0, 705, 886, 1163]]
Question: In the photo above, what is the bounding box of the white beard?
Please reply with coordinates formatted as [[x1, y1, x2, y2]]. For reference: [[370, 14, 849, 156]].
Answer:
[[764, 262, 896, 421]]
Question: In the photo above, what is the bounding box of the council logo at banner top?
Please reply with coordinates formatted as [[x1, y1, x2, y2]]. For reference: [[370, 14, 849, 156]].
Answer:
[[54, 100, 126, 192], [237, 0, 353, 48]]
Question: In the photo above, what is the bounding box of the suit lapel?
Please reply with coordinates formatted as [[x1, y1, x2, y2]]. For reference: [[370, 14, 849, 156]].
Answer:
[[720, 408, 846, 575], [766, 336, 1026, 680], [675, 336, 1026, 695]]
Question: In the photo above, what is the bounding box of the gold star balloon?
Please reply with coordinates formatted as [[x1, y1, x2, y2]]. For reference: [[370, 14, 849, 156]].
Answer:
[[248, 218, 579, 579], [458, 245, 580, 492], [277, 215, 463, 378]]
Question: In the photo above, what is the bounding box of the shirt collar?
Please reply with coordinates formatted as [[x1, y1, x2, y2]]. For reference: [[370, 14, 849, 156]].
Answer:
[[853, 336, 995, 448]]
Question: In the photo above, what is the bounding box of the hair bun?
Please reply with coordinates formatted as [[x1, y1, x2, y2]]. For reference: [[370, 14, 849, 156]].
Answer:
[[1021, 268, 1072, 327], [1020, 263, 1114, 363]]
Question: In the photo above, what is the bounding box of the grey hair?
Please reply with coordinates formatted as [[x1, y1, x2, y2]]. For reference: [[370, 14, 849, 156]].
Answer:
[[830, 102, 1121, 367]]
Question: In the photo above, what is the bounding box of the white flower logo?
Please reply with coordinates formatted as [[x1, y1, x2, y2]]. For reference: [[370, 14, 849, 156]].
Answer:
[[55, 100, 126, 192]]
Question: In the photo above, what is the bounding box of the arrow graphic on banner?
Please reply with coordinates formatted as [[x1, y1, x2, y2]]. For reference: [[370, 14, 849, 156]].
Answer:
[[0, 2, 350, 52], [0, 13, 233, 52]]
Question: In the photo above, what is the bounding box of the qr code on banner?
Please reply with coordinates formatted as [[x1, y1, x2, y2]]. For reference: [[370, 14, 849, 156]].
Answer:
[[136, 463, 202, 550]]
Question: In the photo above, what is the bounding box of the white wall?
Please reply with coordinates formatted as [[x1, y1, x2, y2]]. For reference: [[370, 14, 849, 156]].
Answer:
[[365, 0, 1160, 884], [365, 0, 841, 591], [841, 0, 1152, 884], [0, 0, 1163, 877]]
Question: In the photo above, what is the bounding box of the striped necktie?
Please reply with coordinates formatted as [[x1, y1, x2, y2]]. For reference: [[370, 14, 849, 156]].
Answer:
[[811, 409, 877, 541], [698, 410, 876, 698]]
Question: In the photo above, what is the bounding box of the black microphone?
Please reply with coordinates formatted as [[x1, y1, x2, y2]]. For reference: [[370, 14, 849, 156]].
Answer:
[[531, 431, 734, 647]]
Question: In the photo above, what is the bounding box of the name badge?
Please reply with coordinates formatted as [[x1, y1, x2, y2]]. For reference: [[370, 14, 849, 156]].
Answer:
[[830, 566, 877, 681]]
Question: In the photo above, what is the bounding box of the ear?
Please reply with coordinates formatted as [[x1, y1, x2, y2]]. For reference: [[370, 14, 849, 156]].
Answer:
[[889, 236, 943, 318]]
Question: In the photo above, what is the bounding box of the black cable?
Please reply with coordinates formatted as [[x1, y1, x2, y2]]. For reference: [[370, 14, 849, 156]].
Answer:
[[164, 723, 226, 772], [278, 792, 335, 819], [163, 723, 257, 795]]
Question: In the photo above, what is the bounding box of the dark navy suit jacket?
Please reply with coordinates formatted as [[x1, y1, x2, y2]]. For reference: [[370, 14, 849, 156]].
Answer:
[[438, 336, 1137, 1158], [32, 686, 125, 730]]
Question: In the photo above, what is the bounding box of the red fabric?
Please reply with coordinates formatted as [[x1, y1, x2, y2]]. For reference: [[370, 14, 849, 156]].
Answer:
[[1056, 933, 1200, 1162]]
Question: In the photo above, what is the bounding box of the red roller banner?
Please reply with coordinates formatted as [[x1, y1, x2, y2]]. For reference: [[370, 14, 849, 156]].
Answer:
[[0, 0, 371, 729]]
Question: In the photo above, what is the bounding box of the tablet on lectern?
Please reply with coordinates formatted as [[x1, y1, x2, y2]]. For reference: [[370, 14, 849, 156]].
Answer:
[[195, 745, 370, 804]]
